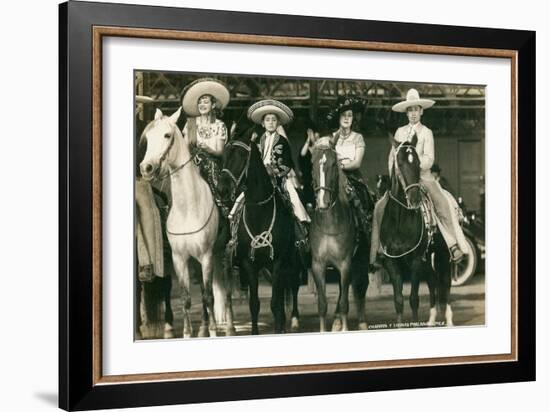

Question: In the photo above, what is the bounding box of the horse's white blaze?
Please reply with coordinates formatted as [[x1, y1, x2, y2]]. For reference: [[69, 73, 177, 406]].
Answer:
[[319, 153, 327, 209]]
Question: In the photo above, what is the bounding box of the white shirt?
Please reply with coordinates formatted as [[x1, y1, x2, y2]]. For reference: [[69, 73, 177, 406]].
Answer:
[[262, 131, 277, 166], [389, 122, 435, 182]]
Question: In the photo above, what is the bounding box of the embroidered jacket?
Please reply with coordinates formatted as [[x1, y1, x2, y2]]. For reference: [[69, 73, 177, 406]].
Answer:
[[258, 131, 294, 181]]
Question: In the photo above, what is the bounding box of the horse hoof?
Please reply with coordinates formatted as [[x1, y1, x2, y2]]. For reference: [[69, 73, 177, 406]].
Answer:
[[332, 318, 342, 332], [198, 326, 209, 338], [209, 329, 218, 338], [226, 326, 237, 336], [251, 327, 259, 335], [163, 323, 175, 339], [290, 317, 300, 332], [183, 333, 192, 339], [358, 322, 368, 331]]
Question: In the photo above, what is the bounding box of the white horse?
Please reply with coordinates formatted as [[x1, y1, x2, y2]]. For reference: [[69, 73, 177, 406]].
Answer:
[[139, 108, 235, 338]]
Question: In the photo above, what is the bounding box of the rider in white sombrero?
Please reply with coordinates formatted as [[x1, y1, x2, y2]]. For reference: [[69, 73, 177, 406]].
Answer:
[[370, 88, 466, 269], [181, 78, 230, 117], [230, 99, 310, 249], [181, 78, 231, 216], [391, 88, 435, 113]]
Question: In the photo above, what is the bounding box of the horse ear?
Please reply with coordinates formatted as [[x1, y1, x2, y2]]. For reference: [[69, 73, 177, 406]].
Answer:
[[168, 107, 181, 126], [154, 108, 163, 120]]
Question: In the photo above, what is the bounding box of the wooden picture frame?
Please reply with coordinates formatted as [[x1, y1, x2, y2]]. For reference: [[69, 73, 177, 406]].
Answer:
[[59, 1, 535, 410]]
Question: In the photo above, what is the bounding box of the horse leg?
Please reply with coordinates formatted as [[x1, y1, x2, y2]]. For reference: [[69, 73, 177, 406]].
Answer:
[[222, 256, 236, 336], [335, 259, 352, 332], [426, 255, 438, 326], [163, 275, 175, 339], [173, 255, 193, 338], [332, 281, 343, 332], [386, 260, 404, 325], [311, 258, 328, 332], [136, 279, 142, 339], [200, 253, 217, 337], [271, 260, 287, 334], [352, 262, 369, 331], [290, 276, 300, 332], [198, 293, 210, 338], [242, 259, 260, 335], [409, 260, 423, 324], [441, 261, 454, 327]]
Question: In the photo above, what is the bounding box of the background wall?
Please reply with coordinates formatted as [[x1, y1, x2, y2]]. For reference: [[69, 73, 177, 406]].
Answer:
[[0, 0, 544, 411]]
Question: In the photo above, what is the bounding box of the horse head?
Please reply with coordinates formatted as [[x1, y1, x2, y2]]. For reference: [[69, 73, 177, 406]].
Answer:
[[218, 123, 257, 201], [391, 135, 422, 208], [139, 107, 182, 181], [312, 138, 343, 210]]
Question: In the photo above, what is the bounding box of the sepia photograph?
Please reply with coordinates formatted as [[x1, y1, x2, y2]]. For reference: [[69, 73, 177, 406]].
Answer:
[[134, 71, 486, 340]]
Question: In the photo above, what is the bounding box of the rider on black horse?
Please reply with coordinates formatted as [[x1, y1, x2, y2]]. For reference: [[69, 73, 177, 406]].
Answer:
[[370, 88, 468, 270], [229, 99, 310, 251]]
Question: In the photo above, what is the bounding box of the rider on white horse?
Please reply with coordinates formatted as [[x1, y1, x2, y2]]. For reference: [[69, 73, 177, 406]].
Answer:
[[181, 78, 231, 217], [370, 88, 466, 269]]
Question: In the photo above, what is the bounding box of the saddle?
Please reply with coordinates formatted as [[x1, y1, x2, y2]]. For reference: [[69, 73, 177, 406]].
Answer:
[[418, 187, 469, 254], [419, 190, 438, 233]]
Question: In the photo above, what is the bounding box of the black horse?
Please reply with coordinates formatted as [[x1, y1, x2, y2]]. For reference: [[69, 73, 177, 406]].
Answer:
[[380, 137, 454, 327], [218, 126, 301, 334]]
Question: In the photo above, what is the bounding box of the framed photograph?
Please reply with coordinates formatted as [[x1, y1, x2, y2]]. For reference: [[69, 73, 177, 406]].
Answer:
[[59, 1, 535, 410]]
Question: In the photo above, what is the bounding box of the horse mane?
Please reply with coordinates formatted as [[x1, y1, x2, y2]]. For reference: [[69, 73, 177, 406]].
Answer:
[[138, 117, 160, 146]]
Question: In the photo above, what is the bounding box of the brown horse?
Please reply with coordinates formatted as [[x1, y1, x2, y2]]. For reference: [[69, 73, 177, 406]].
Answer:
[[309, 141, 370, 332]]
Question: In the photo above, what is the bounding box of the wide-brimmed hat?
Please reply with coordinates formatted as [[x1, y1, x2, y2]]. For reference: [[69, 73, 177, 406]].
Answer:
[[392, 88, 435, 112], [326, 95, 365, 128], [247, 99, 294, 125], [181, 78, 230, 117]]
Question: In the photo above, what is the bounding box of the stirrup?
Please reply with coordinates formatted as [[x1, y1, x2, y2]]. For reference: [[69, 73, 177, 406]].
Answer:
[[449, 245, 464, 263]]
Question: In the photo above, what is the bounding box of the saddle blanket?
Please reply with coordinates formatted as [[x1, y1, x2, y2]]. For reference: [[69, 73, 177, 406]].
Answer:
[[136, 179, 165, 277]]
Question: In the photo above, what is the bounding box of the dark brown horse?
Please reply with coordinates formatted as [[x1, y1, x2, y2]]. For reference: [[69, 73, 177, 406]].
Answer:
[[309, 141, 370, 332], [380, 137, 454, 326]]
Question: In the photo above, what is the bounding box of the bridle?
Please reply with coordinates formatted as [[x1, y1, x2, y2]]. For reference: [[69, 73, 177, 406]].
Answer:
[[381, 141, 427, 258], [144, 126, 194, 181], [313, 148, 338, 211], [221, 140, 251, 200], [390, 141, 422, 210]]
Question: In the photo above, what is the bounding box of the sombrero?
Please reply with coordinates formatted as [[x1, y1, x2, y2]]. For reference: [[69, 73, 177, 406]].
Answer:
[[392, 88, 435, 112], [181, 78, 230, 117], [247, 99, 294, 126], [325, 95, 365, 128]]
